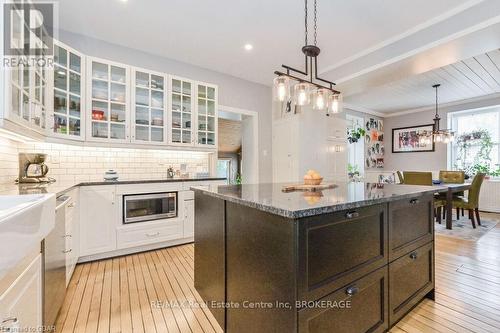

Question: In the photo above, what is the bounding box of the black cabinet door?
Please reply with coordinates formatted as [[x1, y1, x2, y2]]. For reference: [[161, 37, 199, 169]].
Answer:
[[389, 242, 434, 326], [388, 194, 434, 261], [298, 204, 388, 301], [193, 192, 225, 328], [298, 266, 389, 333]]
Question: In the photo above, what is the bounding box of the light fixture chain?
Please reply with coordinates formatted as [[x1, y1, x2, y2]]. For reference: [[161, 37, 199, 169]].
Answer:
[[314, 0, 318, 46], [305, 0, 308, 45]]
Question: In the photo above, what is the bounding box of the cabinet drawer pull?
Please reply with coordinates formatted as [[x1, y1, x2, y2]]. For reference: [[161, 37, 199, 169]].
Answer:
[[63, 249, 72, 254], [146, 232, 160, 237], [68, 202, 75, 208], [62, 234, 72, 238], [410, 198, 419, 205], [409, 252, 418, 260], [345, 285, 359, 296], [1, 317, 18, 325], [345, 211, 359, 219]]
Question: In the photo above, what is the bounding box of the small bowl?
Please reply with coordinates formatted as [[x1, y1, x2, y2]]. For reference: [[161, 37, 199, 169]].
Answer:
[[304, 178, 323, 186]]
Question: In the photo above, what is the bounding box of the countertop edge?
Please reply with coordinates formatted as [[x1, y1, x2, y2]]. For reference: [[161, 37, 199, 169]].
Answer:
[[191, 186, 446, 219]]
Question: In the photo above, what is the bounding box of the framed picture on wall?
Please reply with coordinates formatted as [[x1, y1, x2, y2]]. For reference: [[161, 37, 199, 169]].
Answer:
[[392, 124, 435, 153]]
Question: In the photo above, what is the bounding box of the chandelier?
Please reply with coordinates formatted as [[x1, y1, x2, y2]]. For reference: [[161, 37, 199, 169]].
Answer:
[[419, 84, 455, 145], [272, 0, 342, 115]]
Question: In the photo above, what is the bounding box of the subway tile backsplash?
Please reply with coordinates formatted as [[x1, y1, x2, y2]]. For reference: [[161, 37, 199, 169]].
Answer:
[[0, 138, 211, 185]]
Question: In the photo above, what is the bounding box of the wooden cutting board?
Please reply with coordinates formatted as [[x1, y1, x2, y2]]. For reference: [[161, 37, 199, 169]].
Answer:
[[282, 183, 337, 192]]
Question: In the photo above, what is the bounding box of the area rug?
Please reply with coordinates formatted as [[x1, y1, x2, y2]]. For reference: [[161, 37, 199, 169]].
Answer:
[[435, 216, 498, 241]]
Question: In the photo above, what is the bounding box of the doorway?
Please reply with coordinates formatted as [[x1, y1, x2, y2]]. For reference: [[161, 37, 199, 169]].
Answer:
[[216, 105, 259, 184]]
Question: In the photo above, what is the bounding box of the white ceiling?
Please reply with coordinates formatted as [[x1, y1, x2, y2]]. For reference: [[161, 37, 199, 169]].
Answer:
[[56, 0, 470, 86], [346, 49, 500, 114]]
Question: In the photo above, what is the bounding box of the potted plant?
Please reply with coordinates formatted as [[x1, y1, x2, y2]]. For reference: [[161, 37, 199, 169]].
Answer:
[[347, 127, 366, 144]]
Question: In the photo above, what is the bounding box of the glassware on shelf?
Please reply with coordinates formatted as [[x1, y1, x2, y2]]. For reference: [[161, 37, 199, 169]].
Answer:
[[69, 53, 80, 72], [151, 75, 164, 90], [69, 72, 80, 95], [69, 118, 80, 136], [172, 129, 181, 143], [151, 109, 163, 126], [54, 114, 68, 134], [172, 94, 181, 111], [182, 131, 191, 144], [198, 99, 206, 114], [54, 65, 67, 91], [92, 122, 108, 138], [69, 95, 80, 117], [135, 106, 149, 125], [136, 87, 149, 106], [182, 96, 191, 112], [182, 81, 191, 95], [110, 103, 125, 122], [135, 125, 149, 141], [136, 72, 149, 88], [172, 112, 181, 128], [207, 87, 215, 100], [110, 123, 126, 139], [172, 79, 182, 93], [54, 90, 67, 114], [151, 91, 163, 108]]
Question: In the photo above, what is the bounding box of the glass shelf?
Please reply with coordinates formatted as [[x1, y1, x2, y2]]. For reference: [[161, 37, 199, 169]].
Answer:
[[196, 83, 217, 146], [52, 44, 82, 138], [133, 70, 166, 143], [90, 60, 128, 140]]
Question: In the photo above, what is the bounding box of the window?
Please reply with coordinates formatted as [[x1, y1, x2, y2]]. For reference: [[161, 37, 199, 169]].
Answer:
[[449, 107, 500, 172], [346, 114, 364, 177]]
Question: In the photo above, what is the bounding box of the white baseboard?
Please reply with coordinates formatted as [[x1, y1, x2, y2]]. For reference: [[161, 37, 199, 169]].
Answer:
[[78, 237, 194, 263]]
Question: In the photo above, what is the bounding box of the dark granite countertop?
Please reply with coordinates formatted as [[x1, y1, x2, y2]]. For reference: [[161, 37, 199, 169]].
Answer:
[[191, 182, 447, 218], [0, 178, 226, 196]]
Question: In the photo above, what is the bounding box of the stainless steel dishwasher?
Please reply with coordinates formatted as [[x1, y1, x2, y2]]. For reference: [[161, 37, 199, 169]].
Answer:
[[43, 195, 70, 329]]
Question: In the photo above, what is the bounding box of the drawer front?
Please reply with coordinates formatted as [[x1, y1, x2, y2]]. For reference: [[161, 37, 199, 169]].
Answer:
[[298, 204, 388, 301], [389, 242, 434, 326], [117, 220, 183, 249], [388, 195, 434, 261], [298, 266, 388, 333]]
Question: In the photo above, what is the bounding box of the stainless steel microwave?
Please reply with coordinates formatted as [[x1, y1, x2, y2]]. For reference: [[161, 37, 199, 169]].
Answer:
[[123, 192, 177, 224]]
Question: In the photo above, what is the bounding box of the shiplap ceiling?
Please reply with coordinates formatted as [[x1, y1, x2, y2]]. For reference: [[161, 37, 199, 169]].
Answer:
[[56, 0, 473, 86], [346, 49, 500, 114]]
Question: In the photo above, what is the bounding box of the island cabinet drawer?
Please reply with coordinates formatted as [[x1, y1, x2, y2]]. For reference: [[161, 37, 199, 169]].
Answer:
[[388, 194, 434, 261], [297, 204, 388, 301], [389, 242, 434, 326], [298, 266, 388, 333]]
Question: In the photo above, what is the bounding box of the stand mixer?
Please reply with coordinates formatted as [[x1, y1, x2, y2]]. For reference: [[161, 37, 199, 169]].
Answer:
[[16, 153, 55, 183]]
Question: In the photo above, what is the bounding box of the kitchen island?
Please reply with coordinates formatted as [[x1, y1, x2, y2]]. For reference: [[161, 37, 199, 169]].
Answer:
[[193, 182, 443, 333]]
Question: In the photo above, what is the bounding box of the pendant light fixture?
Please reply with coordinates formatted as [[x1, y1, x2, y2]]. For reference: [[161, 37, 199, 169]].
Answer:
[[273, 0, 342, 115], [421, 84, 454, 145]]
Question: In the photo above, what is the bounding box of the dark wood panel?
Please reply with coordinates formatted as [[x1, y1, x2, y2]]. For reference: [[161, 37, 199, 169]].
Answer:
[[298, 204, 388, 301], [194, 192, 226, 327], [389, 242, 434, 326], [388, 195, 434, 261], [225, 202, 298, 332], [298, 266, 388, 333]]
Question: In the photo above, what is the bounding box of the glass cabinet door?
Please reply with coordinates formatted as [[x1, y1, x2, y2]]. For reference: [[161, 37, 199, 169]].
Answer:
[[88, 58, 128, 141], [132, 69, 166, 143], [52, 43, 83, 139], [169, 77, 193, 145], [196, 83, 217, 146]]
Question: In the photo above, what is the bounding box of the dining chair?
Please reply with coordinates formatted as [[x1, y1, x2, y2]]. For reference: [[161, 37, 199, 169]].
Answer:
[[450, 173, 486, 228], [439, 170, 465, 219], [396, 171, 404, 184], [402, 171, 433, 186]]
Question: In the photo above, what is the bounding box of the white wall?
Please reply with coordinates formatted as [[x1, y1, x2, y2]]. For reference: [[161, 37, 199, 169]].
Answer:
[[58, 30, 273, 183], [383, 94, 500, 171]]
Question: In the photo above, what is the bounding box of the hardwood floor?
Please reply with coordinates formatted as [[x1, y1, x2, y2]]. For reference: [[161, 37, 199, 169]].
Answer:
[[56, 213, 500, 333]]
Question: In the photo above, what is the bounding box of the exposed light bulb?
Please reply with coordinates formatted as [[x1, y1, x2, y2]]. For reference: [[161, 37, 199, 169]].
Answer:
[[294, 83, 311, 106], [313, 88, 330, 111], [244, 43, 253, 51], [273, 76, 290, 102], [328, 94, 342, 114]]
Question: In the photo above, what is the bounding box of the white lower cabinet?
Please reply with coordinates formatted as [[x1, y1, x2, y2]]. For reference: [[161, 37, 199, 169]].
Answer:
[[183, 190, 195, 238], [0, 255, 43, 332], [116, 220, 183, 249], [80, 186, 117, 256], [65, 189, 80, 286]]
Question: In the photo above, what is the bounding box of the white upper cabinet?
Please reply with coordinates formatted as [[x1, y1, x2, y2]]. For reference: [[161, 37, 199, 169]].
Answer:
[[131, 68, 167, 144], [169, 76, 195, 146], [3, 54, 49, 134], [195, 82, 218, 147], [86, 57, 130, 142], [50, 42, 85, 140]]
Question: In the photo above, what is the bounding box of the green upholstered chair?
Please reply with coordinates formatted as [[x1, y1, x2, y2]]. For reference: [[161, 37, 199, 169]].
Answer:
[[438, 170, 465, 218], [402, 171, 433, 186], [396, 171, 404, 184], [451, 173, 486, 228]]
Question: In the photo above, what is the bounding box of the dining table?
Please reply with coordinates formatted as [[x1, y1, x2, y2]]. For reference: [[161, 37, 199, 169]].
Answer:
[[434, 182, 472, 230]]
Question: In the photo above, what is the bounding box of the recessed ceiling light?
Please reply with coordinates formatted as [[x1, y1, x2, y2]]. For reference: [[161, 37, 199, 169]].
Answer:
[[244, 44, 253, 51]]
